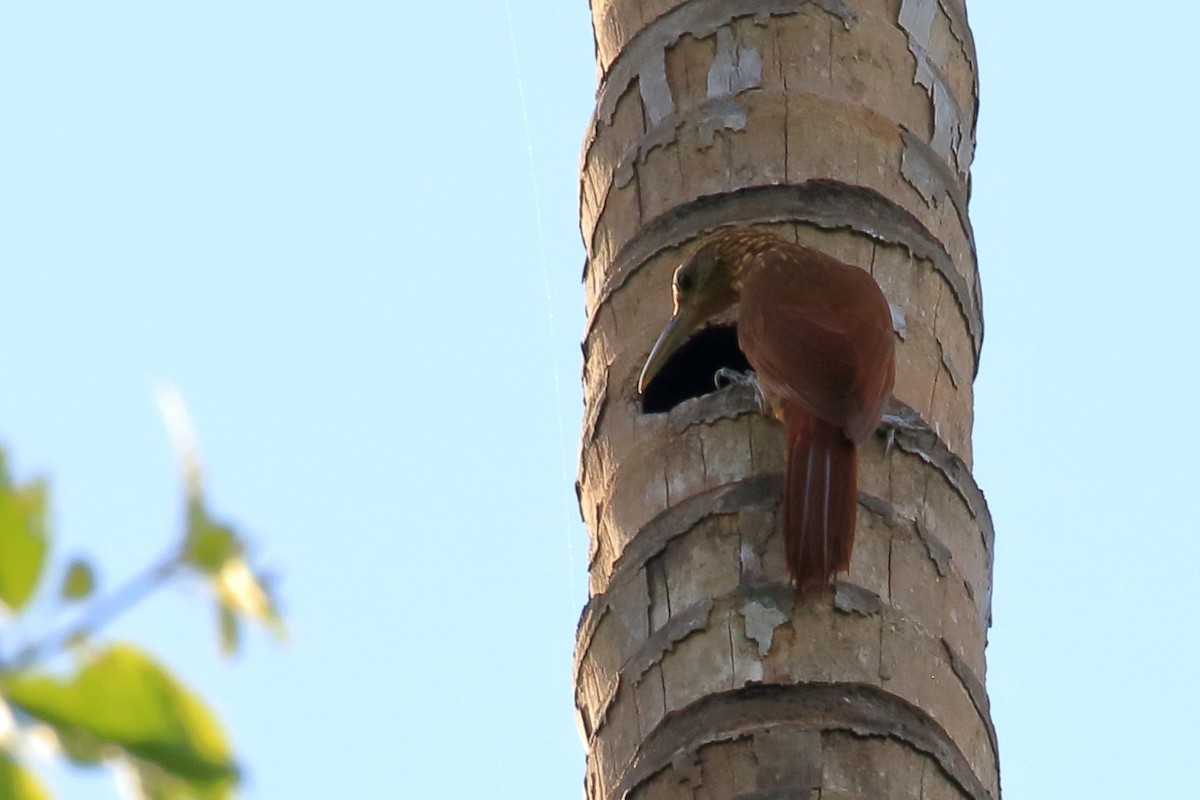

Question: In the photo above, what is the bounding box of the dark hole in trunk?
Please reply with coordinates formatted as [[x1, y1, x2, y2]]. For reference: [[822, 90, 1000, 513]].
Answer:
[[641, 325, 751, 414]]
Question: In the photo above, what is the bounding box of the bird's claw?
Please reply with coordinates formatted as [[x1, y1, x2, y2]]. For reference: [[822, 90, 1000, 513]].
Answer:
[[714, 367, 755, 389], [878, 412, 912, 456], [714, 368, 767, 414]]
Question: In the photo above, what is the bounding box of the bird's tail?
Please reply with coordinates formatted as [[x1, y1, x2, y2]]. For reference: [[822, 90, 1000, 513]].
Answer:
[[783, 408, 858, 597]]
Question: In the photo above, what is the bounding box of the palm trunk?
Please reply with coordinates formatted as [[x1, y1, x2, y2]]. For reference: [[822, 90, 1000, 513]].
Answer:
[[575, 1, 996, 798]]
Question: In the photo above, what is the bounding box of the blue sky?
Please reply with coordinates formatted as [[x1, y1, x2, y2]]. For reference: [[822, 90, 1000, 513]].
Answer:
[[1, 2, 1198, 798]]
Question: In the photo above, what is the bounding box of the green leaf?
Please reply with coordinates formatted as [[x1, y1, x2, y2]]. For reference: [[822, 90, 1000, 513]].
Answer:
[[1, 645, 238, 787], [128, 756, 232, 800], [0, 454, 49, 613], [183, 505, 240, 576], [0, 751, 51, 800], [60, 558, 97, 602]]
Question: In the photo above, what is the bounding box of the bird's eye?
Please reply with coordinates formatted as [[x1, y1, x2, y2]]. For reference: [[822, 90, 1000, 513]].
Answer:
[[676, 271, 694, 293]]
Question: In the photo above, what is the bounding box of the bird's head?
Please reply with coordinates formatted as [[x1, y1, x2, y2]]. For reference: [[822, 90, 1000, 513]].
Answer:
[[637, 235, 742, 394]]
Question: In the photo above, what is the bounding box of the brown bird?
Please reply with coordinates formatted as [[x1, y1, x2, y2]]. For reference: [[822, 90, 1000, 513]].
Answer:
[[639, 228, 895, 596]]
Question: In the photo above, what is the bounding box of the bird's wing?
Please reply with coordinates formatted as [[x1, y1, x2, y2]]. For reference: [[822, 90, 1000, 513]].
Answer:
[[737, 248, 894, 440]]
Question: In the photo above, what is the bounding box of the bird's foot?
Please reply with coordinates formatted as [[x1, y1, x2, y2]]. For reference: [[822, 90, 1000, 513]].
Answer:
[[714, 366, 756, 389], [714, 368, 766, 414], [878, 411, 918, 456]]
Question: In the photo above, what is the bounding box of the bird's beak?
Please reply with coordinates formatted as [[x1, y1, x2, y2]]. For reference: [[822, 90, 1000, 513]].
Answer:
[[638, 304, 705, 395]]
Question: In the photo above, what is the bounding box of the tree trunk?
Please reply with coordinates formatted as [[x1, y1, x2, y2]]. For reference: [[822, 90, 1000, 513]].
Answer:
[[574, 2, 996, 799]]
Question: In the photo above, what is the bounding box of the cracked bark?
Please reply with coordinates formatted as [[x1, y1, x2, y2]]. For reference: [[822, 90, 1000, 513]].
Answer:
[[576, 1, 995, 798]]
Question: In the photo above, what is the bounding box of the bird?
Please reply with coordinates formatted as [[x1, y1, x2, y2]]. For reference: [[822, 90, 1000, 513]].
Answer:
[[639, 227, 895, 596]]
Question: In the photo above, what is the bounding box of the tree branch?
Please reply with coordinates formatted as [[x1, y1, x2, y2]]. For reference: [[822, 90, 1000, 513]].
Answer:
[[4, 552, 183, 672]]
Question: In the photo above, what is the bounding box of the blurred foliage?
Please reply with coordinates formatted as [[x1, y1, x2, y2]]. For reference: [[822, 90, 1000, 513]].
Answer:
[[0, 753, 49, 800], [58, 560, 96, 603], [0, 454, 48, 614], [0, 397, 284, 799]]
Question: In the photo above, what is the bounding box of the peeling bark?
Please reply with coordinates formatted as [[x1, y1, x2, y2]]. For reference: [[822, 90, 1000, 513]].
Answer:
[[882, 398, 994, 558], [898, 0, 974, 175], [740, 598, 789, 656], [592, 0, 855, 126], [615, 683, 994, 800], [834, 581, 883, 617]]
